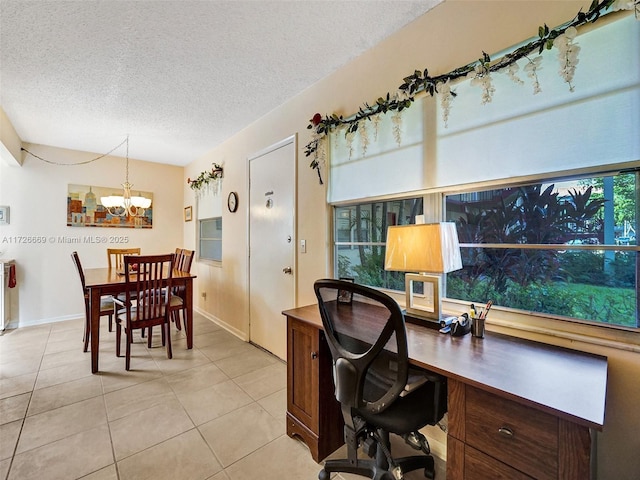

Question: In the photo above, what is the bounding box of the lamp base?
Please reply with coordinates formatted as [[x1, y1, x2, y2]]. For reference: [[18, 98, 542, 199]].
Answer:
[[404, 273, 442, 321]]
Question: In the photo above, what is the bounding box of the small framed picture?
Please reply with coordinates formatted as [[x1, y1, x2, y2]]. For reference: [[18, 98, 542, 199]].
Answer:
[[184, 206, 192, 222], [337, 277, 354, 304], [0, 206, 9, 225]]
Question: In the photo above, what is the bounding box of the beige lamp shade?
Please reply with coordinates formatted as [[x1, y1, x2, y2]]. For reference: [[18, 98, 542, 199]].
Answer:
[[384, 223, 462, 273]]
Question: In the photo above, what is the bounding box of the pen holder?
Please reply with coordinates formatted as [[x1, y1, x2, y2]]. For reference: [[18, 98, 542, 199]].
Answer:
[[471, 317, 485, 338]]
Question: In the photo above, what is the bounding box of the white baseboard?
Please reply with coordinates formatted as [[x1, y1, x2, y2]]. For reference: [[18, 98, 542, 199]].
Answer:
[[4, 313, 82, 330], [194, 307, 249, 342]]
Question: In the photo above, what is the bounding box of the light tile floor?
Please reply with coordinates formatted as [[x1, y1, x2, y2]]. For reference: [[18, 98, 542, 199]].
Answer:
[[0, 313, 445, 480]]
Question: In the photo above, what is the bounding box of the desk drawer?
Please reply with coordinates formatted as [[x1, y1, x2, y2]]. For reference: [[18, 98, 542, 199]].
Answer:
[[465, 386, 558, 480], [465, 445, 533, 480]]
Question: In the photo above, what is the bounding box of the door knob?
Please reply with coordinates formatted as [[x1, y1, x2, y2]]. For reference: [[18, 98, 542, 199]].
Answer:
[[283, 266, 293, 274]]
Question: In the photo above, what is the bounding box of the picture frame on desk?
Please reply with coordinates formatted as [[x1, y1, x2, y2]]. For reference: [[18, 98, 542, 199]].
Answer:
[[337, 277, 354, 304]]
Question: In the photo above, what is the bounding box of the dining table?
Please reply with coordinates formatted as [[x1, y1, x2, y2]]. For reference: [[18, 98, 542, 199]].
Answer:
[[84, 267, 197, 373]]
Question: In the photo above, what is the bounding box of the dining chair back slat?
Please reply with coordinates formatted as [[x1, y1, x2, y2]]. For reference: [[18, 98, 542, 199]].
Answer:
[[174, 248, 183, 269], [179, 249, 194, 273]]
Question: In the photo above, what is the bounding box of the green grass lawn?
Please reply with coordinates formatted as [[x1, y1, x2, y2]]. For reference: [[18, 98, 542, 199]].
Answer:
[[448, 278, 637, 328], [556, 282, 636, 327]]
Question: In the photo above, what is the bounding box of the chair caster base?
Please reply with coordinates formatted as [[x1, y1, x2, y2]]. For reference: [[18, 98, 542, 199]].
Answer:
[[319, 453, 436, 480]]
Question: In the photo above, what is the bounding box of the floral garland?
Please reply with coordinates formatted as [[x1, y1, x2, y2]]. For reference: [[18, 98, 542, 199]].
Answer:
[[187, 163, 224, 193], [305, 0, 639, 184]]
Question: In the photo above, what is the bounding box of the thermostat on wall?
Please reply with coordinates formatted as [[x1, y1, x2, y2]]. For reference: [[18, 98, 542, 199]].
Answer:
[[0, 206, 9, 225]]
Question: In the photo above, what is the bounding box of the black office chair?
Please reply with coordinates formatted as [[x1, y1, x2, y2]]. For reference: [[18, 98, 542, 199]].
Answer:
[[314, 279, 447, 480]]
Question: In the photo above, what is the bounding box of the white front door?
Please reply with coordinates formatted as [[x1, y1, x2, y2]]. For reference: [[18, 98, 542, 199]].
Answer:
[[248, 136, 296, 360]]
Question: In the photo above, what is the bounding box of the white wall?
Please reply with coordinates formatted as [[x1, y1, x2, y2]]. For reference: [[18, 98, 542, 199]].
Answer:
[[0, 143, 183, 326]]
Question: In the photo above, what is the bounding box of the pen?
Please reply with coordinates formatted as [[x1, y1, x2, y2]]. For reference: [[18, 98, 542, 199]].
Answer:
[[479, 300, 493, 320]]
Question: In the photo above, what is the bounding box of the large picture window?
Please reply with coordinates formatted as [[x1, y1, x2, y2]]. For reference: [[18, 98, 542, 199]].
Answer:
[[335, 197, 423, 290], [445, 171, 639, 329]]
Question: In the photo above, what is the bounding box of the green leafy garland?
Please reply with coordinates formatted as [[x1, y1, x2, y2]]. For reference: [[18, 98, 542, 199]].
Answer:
[[187, 163, 224, 191], [305, 0, 638, 184]]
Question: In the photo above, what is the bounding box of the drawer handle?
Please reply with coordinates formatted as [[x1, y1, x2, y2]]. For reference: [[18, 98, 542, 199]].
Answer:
[[311, 351, 318, 359], [498, 427, 514, 438]]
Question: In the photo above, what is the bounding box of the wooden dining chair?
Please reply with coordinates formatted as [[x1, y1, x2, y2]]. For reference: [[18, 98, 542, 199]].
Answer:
[[107, 248, 141, 271], [169, 249, 194, 333], [114, 253, 175, 370], [71, 251, 115, 352]]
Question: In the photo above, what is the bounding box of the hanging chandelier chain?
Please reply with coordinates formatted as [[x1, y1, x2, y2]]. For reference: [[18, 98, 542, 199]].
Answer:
[[125, 135, 130, 184], [21, 137, 128, 166]]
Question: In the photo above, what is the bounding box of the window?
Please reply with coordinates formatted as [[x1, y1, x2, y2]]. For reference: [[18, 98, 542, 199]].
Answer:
[[445, 171, 638, 329], [196, 183, 223, 262], [335, 197, 423, 290], [199, 217, 222, 262]]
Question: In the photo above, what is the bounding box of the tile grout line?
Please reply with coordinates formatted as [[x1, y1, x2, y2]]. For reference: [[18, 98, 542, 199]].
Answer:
[[100, 370, 121, 480], [3, 324, 53, 480]]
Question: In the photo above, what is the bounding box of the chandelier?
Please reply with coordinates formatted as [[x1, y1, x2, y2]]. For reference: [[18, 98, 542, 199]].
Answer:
[[100, 136, 151, 217]]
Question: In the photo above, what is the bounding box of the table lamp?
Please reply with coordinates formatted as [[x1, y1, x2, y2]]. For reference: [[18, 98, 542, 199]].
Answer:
[[384, 222, 462, 321]]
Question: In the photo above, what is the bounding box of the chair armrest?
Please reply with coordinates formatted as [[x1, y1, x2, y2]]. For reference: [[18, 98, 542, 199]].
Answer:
[[401, 368, 445, 397]]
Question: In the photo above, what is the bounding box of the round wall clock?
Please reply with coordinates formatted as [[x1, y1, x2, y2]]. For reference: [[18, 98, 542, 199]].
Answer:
[[227, 191, 238, 213]]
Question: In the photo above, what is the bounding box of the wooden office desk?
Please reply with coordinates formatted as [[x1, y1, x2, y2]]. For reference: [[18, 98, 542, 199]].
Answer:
[[84, 267, 196, 374], [283, 304, 608, 480]]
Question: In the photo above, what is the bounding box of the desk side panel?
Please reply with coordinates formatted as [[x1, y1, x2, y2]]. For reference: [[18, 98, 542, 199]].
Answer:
[[559, 419, 591, 480], [447, 436, 465, 480], [448, 378, 465, 440], [287, 317, 318, 430], [317, 329, 345, 460]]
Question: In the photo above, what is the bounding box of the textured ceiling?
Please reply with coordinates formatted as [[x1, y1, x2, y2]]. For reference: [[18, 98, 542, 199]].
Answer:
[[0, 0, 443, 166]]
